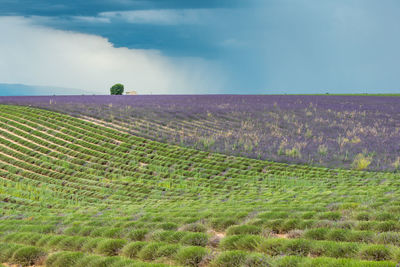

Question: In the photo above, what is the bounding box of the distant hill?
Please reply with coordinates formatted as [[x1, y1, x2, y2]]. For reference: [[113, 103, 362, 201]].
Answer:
[[0, 83, 90, 96]]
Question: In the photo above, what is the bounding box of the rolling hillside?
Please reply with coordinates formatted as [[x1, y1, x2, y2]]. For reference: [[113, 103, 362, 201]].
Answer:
[[1, 104, 400, 266], [1, 95, 399, 171]]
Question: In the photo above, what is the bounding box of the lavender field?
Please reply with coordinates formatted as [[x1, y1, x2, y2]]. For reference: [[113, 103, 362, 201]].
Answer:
[[1, 95, 399, 171]]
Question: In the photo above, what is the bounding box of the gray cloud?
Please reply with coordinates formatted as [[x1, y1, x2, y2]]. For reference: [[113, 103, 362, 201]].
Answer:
[[99, 9, 220, 25], [223, 0, 400, 93], [0, 16, 227, 94], [1, 1, 399, 94]]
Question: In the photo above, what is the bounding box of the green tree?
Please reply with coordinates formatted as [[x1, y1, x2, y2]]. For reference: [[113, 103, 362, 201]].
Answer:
[[110, 83, 124, 95]]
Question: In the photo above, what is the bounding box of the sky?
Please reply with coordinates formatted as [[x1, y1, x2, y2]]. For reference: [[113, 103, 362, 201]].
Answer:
[[0, 0, 399, 95]]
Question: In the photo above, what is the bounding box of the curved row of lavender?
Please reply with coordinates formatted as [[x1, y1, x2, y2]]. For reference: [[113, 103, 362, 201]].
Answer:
[[1, 95, 399, 171]]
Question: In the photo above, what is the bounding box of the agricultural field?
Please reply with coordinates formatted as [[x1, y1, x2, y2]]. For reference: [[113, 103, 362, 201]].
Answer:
[[0, 96, 399, 267], [0, 95, 398, 171]]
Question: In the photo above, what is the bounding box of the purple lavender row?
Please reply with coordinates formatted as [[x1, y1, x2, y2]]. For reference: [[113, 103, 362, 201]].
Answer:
[[1, 95, 399, 171]]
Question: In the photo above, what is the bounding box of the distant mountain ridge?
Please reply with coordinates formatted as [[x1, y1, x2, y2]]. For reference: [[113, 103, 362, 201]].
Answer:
[[0, 83, 90, 96]]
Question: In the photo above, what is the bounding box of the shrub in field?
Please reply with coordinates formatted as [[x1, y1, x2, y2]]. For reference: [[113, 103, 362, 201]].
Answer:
[[82, 237, 104, 252], [220, 235, 262, 251], [335, 220, 356, 230], [357, 221, 377, 231], [90, 228, 105, 237], [273, 256, 303, 267], [87, 256, 124, 267], [96, 239, 127, 256], [283, 239, 311, 256], [300, 257, 347, 267], [226, 225, 262, 235], [3, 233, 39, 246], [181, 232, 208, 247], [247, 219, 264, 227], [127, 229, 149, 241], [64, 226, 81, 235], [263, 219, 284, 233], [313, 241, 359, 258], [21, 233, 38, 243], [26, 233, 43, 245], [359, 245, 392, 261], [259, 238, 286, 256], [243, 253, 272, 267], [349, 231, 375, 243], [45, 252, 64, 266], [375, 221, 399, 232], [176, 246, 208, 267], [78, 226, 95, 236], [152, 230, 188, 244], [138, 242, 164, 260], [74, 255, 104, 267], [181, 223, 207, 233], [375, 212, 397, 221], [326, 229, 348, 241], [299, 257, 334, 267], [338, 243, 361, 258], [109, 258, 139, 267], [156, 244, 180, 257], [356, 212, 370, 221], [102, 228, 124, 238], [303, 257, 397, 267], [212, 250, 248, 267], [259, 212, 288, 220], [57, 236, 86, 250], [318, 212, 341, 221], [210, 217, 237, 231], [11, 246, 47, 266], [2, 233, 22, 243], [184, 217, 203, 224], [159, 222, 178, 230], [301, 212, 315, 219], [167, 231, 188, 243], [304, 228, 328, 240], [121, 241, 147, 258], [45, 235, 65, 248], [0, 243, 23, 262], [287, 229, 304, 239], [312, 220, 334, 228], [151, 230, 173, 242], [279, 219, 300, 233], [352, 153, 372, 170], [376, 232, 400, 246], [46, 251, 84, 267]]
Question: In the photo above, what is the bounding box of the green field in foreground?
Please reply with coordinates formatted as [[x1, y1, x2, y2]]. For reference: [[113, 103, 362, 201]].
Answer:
[[1, 104, 400, 267]]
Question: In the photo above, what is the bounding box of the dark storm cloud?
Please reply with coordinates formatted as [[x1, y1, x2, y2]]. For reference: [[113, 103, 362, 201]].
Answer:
[[1, 0, 399, 94], [0, 0, 244, 16]]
